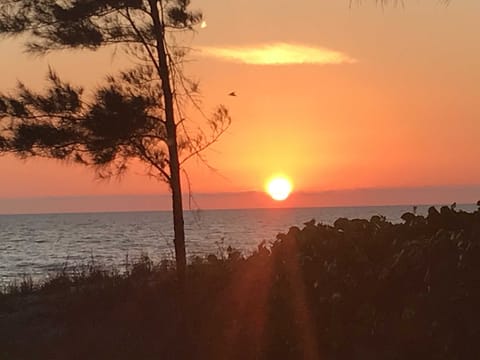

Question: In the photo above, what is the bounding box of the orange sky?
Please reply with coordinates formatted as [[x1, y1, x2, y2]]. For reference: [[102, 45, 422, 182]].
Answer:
[[0, 0, 479, 212]]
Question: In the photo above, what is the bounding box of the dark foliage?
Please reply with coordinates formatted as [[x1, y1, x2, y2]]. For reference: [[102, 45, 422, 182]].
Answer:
[[0, 69, 171, 178], [0, 66, 229, 179], [0, 0, 200, 52], [1, 204, 480, 359]]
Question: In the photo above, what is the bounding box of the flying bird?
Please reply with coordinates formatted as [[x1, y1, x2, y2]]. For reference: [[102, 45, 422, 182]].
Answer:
[[228, 91, 237, 97]]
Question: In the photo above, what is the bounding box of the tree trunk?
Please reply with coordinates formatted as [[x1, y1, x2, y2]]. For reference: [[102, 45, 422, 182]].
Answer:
[[149, 0, 186, 284]]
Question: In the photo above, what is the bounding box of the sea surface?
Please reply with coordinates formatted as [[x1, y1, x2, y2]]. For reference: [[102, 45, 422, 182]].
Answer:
[[0, 204, 476, 283]]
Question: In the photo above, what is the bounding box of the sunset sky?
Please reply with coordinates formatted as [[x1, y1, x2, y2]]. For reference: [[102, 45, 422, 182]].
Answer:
[[0, 0, 479, 213]]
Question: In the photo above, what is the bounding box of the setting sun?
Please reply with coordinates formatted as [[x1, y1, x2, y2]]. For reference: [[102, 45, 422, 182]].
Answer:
[[266, 176, 293, 201]]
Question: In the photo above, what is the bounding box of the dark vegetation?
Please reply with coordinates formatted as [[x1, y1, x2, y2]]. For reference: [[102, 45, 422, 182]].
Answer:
[[2, 204, 480, 359]]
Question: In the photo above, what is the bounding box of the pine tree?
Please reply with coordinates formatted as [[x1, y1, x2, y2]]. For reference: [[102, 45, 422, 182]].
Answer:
[[0, 0, 230, 283]]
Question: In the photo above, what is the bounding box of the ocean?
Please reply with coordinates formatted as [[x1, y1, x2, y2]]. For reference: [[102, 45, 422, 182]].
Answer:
[[0, 204, 476, 283]]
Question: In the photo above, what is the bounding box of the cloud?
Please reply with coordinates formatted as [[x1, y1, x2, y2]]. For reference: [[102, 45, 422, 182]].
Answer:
[[200, 43, 356, 65]]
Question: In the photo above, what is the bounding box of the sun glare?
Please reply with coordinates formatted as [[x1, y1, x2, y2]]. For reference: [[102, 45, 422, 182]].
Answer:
[[266, 176, 293, 201]]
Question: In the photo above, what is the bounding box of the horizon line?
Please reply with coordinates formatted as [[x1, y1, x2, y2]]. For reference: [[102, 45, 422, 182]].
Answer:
[[2, 183, 480, 201]]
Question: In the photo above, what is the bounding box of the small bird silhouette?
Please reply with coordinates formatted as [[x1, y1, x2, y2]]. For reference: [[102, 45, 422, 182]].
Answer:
[[228, 91, 237, 97]]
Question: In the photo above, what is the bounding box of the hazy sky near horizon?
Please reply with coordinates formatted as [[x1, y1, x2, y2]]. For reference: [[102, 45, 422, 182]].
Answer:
[[0, 0, 479, 211]]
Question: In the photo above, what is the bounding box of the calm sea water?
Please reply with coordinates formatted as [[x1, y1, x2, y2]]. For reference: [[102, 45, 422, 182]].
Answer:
[[0, 204, 476, 283]]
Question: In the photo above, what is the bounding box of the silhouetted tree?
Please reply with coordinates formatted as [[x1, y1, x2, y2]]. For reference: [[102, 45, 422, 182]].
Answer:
[[0, 0, 230, 284]]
